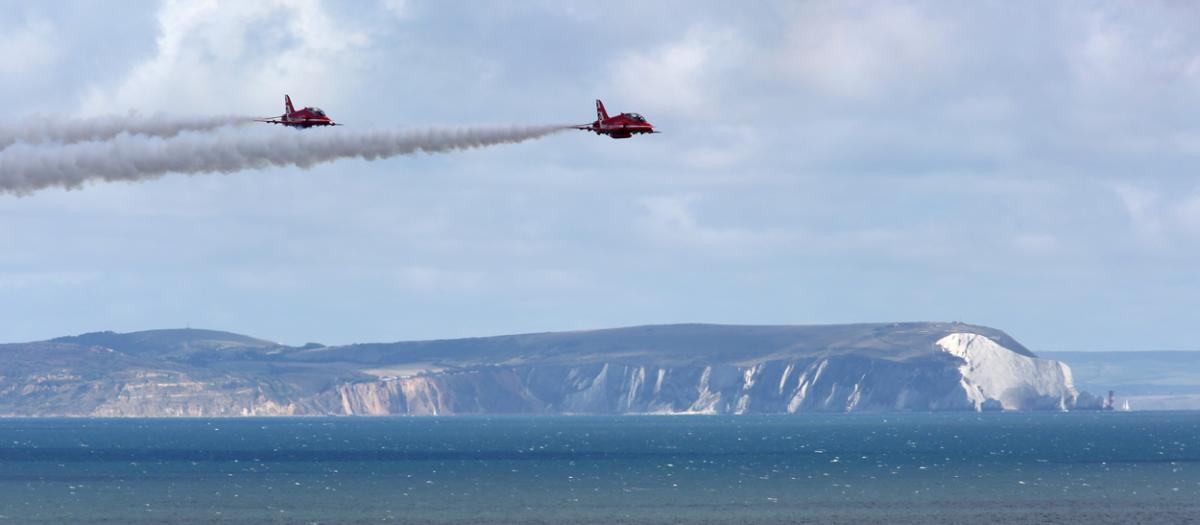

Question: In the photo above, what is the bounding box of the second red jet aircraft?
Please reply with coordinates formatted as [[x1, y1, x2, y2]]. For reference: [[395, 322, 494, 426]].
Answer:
[[575, 99, 657, 139], [256, 95, 338, 128]]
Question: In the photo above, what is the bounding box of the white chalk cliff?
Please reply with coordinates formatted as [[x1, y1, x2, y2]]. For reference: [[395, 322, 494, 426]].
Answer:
[[936, 333, 1078, 411]]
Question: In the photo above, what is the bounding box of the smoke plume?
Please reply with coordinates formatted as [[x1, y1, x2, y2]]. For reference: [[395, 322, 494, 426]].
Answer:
[[0, 125, 569, 195], [0, 114, 248, 151]]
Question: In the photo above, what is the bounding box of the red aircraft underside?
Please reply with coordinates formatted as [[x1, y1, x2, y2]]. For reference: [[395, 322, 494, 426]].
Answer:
[[256, 94, 338, 128], [575, 99, 656, 139]]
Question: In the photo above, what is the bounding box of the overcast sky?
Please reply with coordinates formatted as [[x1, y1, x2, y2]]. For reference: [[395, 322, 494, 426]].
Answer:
[[2, 1, 1198, 351]]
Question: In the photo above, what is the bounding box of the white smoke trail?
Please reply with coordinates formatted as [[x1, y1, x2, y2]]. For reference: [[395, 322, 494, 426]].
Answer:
[[0, 114, 249, 151], [0, 125, 569, 195]]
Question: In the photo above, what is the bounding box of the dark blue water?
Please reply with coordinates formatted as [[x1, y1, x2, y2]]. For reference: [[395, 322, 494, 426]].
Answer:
[[0, 413, 1197, 524]]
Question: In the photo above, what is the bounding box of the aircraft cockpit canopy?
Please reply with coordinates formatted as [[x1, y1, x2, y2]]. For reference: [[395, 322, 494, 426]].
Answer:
[[625, 113, 646, 122], [311, 108, 326, 116]]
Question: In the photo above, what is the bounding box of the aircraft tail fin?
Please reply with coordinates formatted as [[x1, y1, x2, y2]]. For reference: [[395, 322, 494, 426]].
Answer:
[[285, 94, 295, 114], [596, 99, 609, 121]]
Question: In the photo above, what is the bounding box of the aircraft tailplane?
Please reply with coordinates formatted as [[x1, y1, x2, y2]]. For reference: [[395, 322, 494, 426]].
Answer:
[[285, 94, 295, 114], [596, 99, 609, 121]]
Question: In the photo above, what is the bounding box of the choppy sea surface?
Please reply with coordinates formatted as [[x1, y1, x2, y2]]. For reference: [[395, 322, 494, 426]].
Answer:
[[0, 413, 1197, 524]]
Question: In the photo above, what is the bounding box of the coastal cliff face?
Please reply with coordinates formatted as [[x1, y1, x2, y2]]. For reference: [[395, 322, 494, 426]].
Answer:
[[330, 359, 971, 415], [329, 336, 1080, 415], [937, 333, 1077, 411], [0, 324, 1092, 416]]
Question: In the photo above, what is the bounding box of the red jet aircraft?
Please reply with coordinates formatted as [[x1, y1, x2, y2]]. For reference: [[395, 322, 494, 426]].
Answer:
[[574, 99, 656, 139], [256, 95, 338, 128]]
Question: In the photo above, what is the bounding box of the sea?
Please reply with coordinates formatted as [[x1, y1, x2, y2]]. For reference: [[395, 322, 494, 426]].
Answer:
[[0, 412, 1197, 524]]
